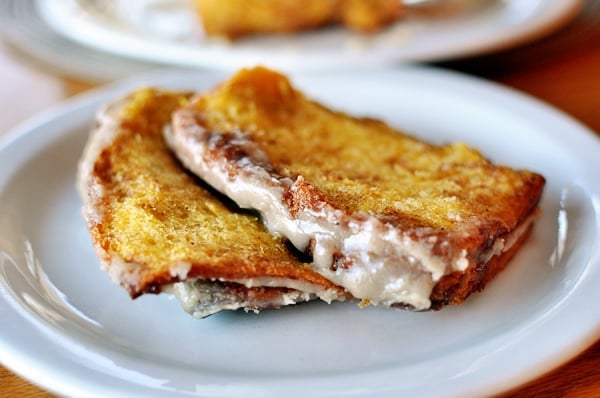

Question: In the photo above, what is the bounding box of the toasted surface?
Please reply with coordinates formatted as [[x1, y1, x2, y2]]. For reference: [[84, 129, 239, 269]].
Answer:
[[167, 67, 546, 310], [77, 88, 346, 306], [190, 68, 541, 235], [195, 0, 402, 39]]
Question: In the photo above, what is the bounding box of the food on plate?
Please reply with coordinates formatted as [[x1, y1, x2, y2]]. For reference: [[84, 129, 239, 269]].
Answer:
[[166, 66, 546, 311], [194, 0, 403, 39], [77, 88, 349, 318]]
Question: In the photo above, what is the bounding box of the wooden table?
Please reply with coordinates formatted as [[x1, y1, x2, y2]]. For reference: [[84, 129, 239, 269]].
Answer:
[[1, 1, 599, 396]]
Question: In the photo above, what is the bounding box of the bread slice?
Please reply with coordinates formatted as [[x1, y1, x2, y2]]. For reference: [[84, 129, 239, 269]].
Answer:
[[194, 0, 402, 39], [77, 88, 348, 318], [166, 66, 546, 311]]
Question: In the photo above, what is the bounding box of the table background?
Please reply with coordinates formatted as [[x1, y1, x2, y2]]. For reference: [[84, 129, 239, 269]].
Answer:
[[1, 1, 599, 396]]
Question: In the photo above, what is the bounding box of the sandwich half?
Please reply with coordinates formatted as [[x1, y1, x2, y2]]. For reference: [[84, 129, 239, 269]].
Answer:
[[77, 88, 348, 318], [166, 66, 546, 311]]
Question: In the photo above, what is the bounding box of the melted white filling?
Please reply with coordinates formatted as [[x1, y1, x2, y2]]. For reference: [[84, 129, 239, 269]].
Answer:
[[228, 276, 342, 303], [164, 280, 319, 319]]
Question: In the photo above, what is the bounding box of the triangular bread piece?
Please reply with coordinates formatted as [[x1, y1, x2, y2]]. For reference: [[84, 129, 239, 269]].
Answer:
[[166, 67, 545, 310], [78, 88, 348, 318]]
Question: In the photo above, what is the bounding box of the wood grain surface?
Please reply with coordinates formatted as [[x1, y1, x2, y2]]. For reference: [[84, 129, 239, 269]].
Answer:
[[1, 1, 599, 397]]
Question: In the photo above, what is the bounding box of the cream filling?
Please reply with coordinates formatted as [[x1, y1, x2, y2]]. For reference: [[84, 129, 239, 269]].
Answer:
[[163, 281, 316, 319], [227, 276, 342, 303], [165, 117, 535, 311]]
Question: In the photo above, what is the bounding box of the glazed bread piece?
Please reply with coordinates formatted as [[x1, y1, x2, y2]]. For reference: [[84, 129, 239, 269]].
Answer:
[[166, 67, 546, 311], [77, 88, 347, 318], [194, 0, 402, 39]]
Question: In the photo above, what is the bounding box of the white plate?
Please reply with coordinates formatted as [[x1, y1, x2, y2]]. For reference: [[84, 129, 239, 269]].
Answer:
[[0, 67, 599, 398], [37, 0, 582, 71]]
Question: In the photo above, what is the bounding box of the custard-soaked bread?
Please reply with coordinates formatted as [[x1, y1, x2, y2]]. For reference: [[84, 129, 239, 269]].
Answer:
[[77, 88, 347, 318], [195, 0, 402, 39], [167, 67, 546, 310]]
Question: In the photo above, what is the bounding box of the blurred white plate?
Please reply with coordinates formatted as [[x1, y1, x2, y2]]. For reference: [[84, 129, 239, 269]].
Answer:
[[37, 0, 582, 71], [0, 0, 162, 82], [0, 67, 599, 398]]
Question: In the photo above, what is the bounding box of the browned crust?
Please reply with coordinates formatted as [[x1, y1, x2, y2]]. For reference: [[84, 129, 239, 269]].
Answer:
[[131, 257, 346, 299], [283, 170, 545, 267], [283, 176, 329, 217], [429, 222, 535, 309]]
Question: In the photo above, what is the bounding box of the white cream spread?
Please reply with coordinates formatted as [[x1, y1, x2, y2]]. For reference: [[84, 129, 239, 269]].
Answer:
[[166, 110, 536, 310], [163, 280, 317, 319]]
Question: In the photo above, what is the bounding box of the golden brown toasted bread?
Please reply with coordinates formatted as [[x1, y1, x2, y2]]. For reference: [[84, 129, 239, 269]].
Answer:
[[194, 0, 402, 39], [166, 66, 546, 310], [77, 88, 347, 318]]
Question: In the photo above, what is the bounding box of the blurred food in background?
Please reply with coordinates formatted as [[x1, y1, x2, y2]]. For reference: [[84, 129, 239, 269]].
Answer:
[[194, 0, 403, 40]]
